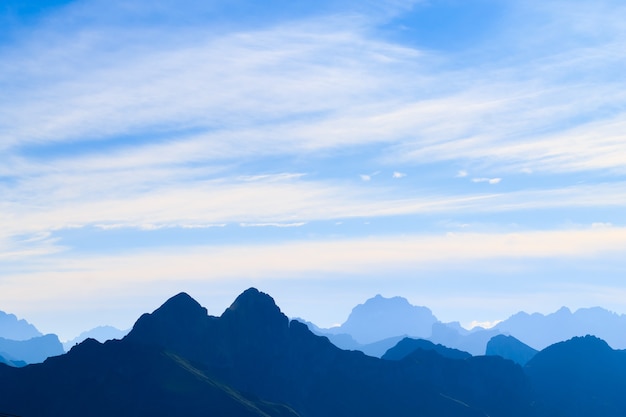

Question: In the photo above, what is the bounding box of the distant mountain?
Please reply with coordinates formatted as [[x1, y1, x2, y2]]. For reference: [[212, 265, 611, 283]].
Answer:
[[323, 294, 437, 344], [297, 319, 404, 358], [0, 353, 26, 367], [0, 310, 42, 341], [495, 306, 626, 350], [0, 289, 533, 417], [525, 335, 626, 417], [486, 335, 537, 366], [429, 322, 500, 355], [0, 334, 64, 364], [63, 325, 129, 351], [382, 337, 472, 361]]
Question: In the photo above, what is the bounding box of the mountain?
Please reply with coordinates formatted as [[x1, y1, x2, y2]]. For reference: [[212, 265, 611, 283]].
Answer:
[[0, 288, 533, 417], [323, 294, 438, 344], [495, 306, 626, 350], [382, 337, 472, 361], [429, 322, 500, 355], [0, 353, 26, 367], [486, 334, 537, 366], [0, 337, 300, 417], [524, 335, 626, 417], [0, 310, 42, 341], [298, 319, 404, 358], [63, 325, 129, 351], [0, 334, 64, 364]]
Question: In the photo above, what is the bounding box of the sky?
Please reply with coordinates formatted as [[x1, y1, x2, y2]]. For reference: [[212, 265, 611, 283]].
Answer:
[[1, 0, 626, 341]]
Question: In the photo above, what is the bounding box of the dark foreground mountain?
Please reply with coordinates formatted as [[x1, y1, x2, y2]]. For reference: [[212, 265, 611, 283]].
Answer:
[[0, 289, 532, 417], [524, 335, 626, 417]]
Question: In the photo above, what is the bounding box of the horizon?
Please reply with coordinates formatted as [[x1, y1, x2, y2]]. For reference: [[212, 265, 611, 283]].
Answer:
[[4, 287, 625, 342], [2, 0, 626, 341]]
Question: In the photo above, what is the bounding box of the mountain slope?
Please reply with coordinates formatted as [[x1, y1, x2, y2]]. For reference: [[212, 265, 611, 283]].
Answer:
[[524, 335, 626, 417], [0, 289, 533, 417], [0, 338, 299, 417]]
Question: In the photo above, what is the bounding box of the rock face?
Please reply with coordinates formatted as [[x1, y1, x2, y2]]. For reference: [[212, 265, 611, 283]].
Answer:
[[524, 335, 626, 417], [486, 334, 537, 366], [0, 288, 533, 417]]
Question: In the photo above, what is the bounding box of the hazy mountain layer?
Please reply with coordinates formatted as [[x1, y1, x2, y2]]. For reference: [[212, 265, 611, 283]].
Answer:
[[63, 325, 129, 352], [0, 311, 41, 341]]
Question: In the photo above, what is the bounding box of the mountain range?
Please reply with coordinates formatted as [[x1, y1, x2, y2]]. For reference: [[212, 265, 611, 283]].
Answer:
[[1, 288, 625, 417], [305, 294, 626, 355], [4, 293, 626, 366]]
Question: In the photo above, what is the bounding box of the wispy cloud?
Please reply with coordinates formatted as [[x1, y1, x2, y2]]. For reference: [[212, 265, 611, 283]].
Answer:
[[472, 178, 501, 185]]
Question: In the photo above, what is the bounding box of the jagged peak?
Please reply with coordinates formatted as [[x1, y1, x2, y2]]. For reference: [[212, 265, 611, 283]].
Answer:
[[152, 292, 207, 319], [221, 288, 288, 328], [224, 288, 282, 313]]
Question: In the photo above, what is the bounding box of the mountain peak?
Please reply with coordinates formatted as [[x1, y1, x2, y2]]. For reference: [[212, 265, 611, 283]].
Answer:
[[334, 294, 437, 344], [221, 288, 288, 329], [154, 292, 206, 318], [127, 292, 208, 345]]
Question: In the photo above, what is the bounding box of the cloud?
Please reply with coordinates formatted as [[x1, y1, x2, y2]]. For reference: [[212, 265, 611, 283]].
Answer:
[[360, 174, 372, 182], [468, 320, 503, 330], [392, 171, 406, 178], [456, 170, 468, 178], [472, 178, 502, 184]]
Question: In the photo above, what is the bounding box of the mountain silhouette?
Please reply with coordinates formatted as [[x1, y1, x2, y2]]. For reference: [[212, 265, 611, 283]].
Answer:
[[322, 294, 437, 344], [0, 288, 533, 417], [429, 322, 500, 355], [0, 353, 26, 367], [524, 335, 626, 417], [298, 320, 404, 357], [0, 311, 42, 341], [0, 334, 64, 364], [382, 337, 472, 361], [486, 334, 537, 366], [63, 325, 128, 351], [495, 306, 626, 349]]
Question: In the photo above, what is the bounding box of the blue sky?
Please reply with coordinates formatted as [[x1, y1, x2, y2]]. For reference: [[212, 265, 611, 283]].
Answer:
[[1, 0, 626, 340]]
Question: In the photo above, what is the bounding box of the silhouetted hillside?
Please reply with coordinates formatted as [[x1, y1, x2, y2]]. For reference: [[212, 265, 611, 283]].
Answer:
[[0, 289, 533, 417], [382, 337, 472, 361], [0, 338, 300, 417], [486, 334, 537, 366], [0, 311, 41, 341], [0, 334, 64, 364], [524, 335, 626, 417]]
